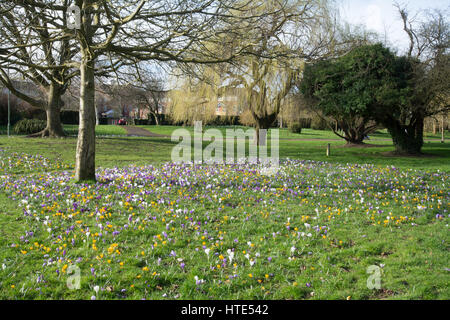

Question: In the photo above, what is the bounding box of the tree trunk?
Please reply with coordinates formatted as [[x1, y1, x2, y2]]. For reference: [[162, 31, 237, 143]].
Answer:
[[254, 123, 268, 146], [441, 115, 445, 143], [253, 114, 277, 146], [344, 130, 365, 145], [28, 84, 66, 138], [75, 56, 96, 181], [43, 105, 65, 137], [388, 117, 424, 155], [75, 0, 96, 182], [339, 118, 372, 145], [344, 137, 365, 145], [150, 112, 160, 125]]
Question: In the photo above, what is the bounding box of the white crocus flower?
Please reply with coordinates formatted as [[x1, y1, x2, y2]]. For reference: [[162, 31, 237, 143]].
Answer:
[[227, 249, 234, 263]]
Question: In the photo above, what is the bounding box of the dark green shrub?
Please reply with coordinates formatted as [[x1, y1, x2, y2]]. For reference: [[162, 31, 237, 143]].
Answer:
[[13, 119, 46, 135], [60, 110, 79, 124], [289, 123, 302, 134], [135, 119, 151, 125], [210, 115, 240, 126]]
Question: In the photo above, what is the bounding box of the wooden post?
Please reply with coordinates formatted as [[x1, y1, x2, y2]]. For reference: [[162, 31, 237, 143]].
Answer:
[[442, 116, 445, 143], [326, 143, 330, 157]]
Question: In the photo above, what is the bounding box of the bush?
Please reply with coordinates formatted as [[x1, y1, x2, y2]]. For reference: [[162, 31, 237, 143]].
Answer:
[[311, 115, 329, 130], [210, 115, 240, 126], [13, 119, 46, 135], [134, 119, 149, 125], [289, 123, 302, 134], [60, 110, 79, 124], [20, 107, 46, 120]]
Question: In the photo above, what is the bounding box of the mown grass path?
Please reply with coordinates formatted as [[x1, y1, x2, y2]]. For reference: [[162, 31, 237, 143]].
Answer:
[[122, 126, 170, 138]]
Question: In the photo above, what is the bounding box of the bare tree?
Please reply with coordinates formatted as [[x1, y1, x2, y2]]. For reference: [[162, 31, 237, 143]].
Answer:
[[382, 4, 450, 154], [0, 3, 79, 137], [66, 0, 295, 181], [2, 1, 336, 180], [125, 66, 167, 125]]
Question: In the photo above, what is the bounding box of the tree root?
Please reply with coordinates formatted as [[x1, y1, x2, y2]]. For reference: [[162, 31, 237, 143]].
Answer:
[[26, 128, 66, 138]]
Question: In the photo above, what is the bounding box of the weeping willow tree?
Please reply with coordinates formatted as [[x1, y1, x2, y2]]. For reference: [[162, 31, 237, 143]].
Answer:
[[168, 69, 221, 126], [220, 0, 335, 145], [168, 0, 336, 141], [231, 58, 300, 145]]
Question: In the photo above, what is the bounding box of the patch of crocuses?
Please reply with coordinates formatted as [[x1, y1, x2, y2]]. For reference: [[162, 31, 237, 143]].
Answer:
[[0, 150, 448, 299]]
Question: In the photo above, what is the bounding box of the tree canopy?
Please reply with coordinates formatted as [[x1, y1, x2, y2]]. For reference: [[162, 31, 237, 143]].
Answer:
[[300, 44, 399, 144]]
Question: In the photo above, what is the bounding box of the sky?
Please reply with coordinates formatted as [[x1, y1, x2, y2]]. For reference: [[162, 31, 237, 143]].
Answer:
[[339, 0, 449, 54]]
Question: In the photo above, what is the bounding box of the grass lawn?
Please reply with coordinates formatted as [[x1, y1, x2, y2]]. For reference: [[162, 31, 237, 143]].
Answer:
[[139, 125, 450, 141], [0, 126, 448, 300], [64, 125, 128, 136], [0, 125, 127, 137]]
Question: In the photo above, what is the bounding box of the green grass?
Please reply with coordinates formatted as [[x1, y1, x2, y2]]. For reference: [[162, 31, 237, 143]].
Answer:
[[0, 126, 448, 300], [0, 136, 174, 169], [0, 124, 127, 136], [139, 125, 450, 141], [63, 125, 127, 136], [3, 127, 449, 172], [139, 125, 346, 139], [0, 124, 127, 137]]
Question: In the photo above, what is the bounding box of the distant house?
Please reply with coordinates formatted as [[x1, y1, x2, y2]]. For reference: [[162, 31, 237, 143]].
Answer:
[[216, 88, 242, 116], [99, 108, 121, 125]]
